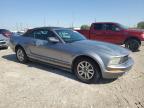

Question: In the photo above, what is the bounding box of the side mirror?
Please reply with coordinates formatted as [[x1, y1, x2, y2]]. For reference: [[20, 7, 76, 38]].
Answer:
[[48, 37, 60, 43], [114, 27, 121, 32]]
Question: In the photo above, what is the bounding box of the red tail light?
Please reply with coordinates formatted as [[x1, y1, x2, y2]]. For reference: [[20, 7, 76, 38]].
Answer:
[[2, 32, 12, 38]]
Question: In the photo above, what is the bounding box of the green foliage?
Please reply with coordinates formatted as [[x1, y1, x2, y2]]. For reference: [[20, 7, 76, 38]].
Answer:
[[137, 21, 144, 29], [81, 25, 90, 30]]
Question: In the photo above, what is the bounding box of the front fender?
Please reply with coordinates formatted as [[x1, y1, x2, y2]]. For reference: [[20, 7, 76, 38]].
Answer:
[[72, 51, 106, 74]]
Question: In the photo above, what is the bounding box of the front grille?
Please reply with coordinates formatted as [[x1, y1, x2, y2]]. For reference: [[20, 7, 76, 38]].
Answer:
[[0, 42, 6, 44]]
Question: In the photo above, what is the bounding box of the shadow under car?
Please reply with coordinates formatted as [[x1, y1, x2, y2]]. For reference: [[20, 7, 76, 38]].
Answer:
[[2, 54, 116, 84]]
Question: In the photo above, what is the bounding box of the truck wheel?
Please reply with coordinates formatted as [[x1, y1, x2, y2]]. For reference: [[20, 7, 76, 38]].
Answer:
[[74, 58, 101, 84], [16, 47, 28, 63], [125, 39, 140, 52]]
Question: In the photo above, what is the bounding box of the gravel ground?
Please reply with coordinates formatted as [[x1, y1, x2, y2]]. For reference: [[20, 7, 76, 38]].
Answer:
[[0, 47, 144, 108]]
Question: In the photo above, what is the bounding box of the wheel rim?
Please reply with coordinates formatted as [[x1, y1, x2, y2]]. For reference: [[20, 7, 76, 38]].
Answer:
[[129, 41, 139, 50], [126, 40, 139, 51], [17, 49, 24, 62], [77, 61, 95, 80]]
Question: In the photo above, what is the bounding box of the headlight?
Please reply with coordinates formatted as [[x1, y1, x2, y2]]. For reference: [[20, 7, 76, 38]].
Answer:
[[109, 56, 129, 65], [109, 57, 121, 65]]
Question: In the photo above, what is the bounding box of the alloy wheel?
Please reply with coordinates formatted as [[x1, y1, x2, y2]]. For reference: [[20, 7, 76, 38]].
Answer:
[[77, 61, 95, 80], [17, 49, 24, 62]]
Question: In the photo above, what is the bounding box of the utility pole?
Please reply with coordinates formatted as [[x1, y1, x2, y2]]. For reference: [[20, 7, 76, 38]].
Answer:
[[15, 23, 19, 31], [57, 20, 60, 26], [43, 17, 46, 27], [20, 23, 23, 31], [71, 22, 74, 28], [95, 18, 97, 23]]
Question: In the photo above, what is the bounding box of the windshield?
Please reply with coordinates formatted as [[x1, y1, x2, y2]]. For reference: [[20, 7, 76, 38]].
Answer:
[[117, 24, 129, 30], [55, 29, 86, 43], [0, 29, 11, 33]]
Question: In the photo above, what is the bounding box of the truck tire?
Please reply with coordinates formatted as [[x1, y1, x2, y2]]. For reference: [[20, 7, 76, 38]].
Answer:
[[125, 39, 140, 52], [16, 47, 28, 63], [74, 58, 101, 84]]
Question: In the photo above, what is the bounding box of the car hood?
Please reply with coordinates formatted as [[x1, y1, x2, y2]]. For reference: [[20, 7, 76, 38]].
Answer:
[[125, 29, 144, 34], [70, 40, 131, 56]]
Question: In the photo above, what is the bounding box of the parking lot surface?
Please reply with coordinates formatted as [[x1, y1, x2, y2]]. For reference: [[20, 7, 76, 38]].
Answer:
[[0, 47, 144, 108]]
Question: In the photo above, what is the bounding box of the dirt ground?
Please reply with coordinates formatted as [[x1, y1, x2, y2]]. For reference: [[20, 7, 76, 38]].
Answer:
[[0, 46, 144, 108]]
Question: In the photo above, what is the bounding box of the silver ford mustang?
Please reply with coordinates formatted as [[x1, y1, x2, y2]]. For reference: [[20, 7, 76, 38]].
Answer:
[[10, 27, 134, 83]]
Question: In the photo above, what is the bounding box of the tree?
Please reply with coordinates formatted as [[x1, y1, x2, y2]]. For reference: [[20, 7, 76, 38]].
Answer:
[[80, 25, 90, 30], [137, 21, 144, 29]]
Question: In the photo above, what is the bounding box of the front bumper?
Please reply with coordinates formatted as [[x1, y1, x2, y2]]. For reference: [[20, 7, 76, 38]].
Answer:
[[102, 57, 134, 79], [0, 40, 8, 48]]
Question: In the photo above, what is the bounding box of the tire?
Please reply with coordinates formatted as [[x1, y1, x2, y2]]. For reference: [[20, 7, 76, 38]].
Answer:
[[5, 46, 8, 49], [0, 46, 8, 50], [16, 47, 28, 63], [125, 39, 140, 52], [74, 58, 101, 84]]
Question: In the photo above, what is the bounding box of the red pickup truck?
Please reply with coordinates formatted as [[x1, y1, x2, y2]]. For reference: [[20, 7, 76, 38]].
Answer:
[[77, 22, 144, 52]]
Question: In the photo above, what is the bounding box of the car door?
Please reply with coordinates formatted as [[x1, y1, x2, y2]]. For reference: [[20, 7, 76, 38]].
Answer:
[[104, 23, 125, 44], [90, 23, 106, 42], [28, 29, 49, 56], [28, 29, 71, 67]]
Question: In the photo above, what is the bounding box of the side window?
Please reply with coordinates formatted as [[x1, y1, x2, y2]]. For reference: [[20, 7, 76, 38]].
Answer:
[[33, 30, 56, 40], [23, 30, 34, 38], [105, 24, 119, 31], [94, 24, 104, 30]]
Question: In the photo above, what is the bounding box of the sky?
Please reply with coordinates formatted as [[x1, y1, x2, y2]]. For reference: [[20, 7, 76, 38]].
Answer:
[[0, 0, 144, 31]]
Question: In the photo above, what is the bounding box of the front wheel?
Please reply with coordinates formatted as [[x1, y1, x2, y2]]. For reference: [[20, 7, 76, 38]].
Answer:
[[125, 39, 140, 52], [16, 47, 28, 63], [74, 58, 101, 84]]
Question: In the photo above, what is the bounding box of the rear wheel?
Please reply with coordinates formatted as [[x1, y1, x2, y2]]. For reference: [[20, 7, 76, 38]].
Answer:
[[125, 39, 140, 52], [74, 58, 101, 84], [16, 47, 28, 63]]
